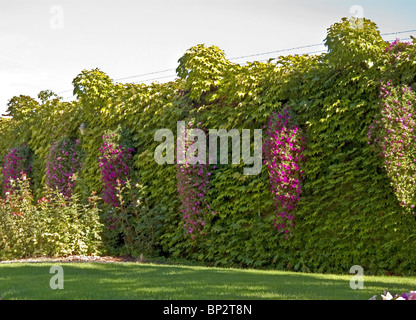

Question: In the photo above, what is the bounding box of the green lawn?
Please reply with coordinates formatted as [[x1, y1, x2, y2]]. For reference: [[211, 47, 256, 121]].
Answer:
[[0, 262, 415, 300]]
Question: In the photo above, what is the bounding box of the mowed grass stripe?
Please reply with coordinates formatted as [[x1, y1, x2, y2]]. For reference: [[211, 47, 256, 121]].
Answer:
[[1, 262, 415, 300]]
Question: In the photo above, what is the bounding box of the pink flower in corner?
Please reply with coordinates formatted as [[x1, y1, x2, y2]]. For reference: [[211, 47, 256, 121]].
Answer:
[[408, 291, 416, 300]]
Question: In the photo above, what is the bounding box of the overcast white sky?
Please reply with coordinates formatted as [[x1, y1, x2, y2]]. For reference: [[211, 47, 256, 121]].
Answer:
[[1, 0, 415, 113]]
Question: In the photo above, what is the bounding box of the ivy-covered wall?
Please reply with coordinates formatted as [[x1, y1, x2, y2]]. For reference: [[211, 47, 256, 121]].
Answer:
[[1, 17, 416, 275]]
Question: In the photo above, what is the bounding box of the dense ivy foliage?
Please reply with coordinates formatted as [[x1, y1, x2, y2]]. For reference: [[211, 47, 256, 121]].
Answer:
[[1, 17, 416, 275]]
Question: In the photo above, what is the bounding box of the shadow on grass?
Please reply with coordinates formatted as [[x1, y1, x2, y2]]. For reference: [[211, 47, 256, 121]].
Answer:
[[0, 262, 415, 300]]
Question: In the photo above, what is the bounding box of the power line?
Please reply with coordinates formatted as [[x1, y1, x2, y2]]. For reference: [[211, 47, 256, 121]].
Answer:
[[115, 68, 176, 82], [77, 28, 416, 85], [59, 74, 178, 98], [55, 28, 415, 96], [111, 43, 329, 82], [381, 29, 416, 36], [56, 89, 73, 95], [133, 74, 177, 84], [56, 69, 178, 94], [92, 35, 415, 85], [228, 29, 416, 62], [386, 37, 412, 43], [229, 43, 325, 61], [108, 43, 327, 84]]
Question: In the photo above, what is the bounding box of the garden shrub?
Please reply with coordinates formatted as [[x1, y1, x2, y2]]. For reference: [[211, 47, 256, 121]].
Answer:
[[0, 174, 102, 260], [101, 179, 162, 257]]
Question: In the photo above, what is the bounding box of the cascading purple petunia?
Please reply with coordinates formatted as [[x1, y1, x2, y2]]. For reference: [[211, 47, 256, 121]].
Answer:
[[45, 138, 82, 198], [98, 134, 134, 207], [367, 81, 416, 212], [2, 143, 32, 196], [176, 121, 214, 239], [263, 107, 305, 237]]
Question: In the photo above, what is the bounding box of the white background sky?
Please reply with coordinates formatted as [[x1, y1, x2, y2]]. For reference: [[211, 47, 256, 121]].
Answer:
[[1, 0, 415, 114]]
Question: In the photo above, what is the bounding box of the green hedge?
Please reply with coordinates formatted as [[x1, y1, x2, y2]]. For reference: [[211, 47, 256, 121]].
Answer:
[[1, 17, 416, 275]]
